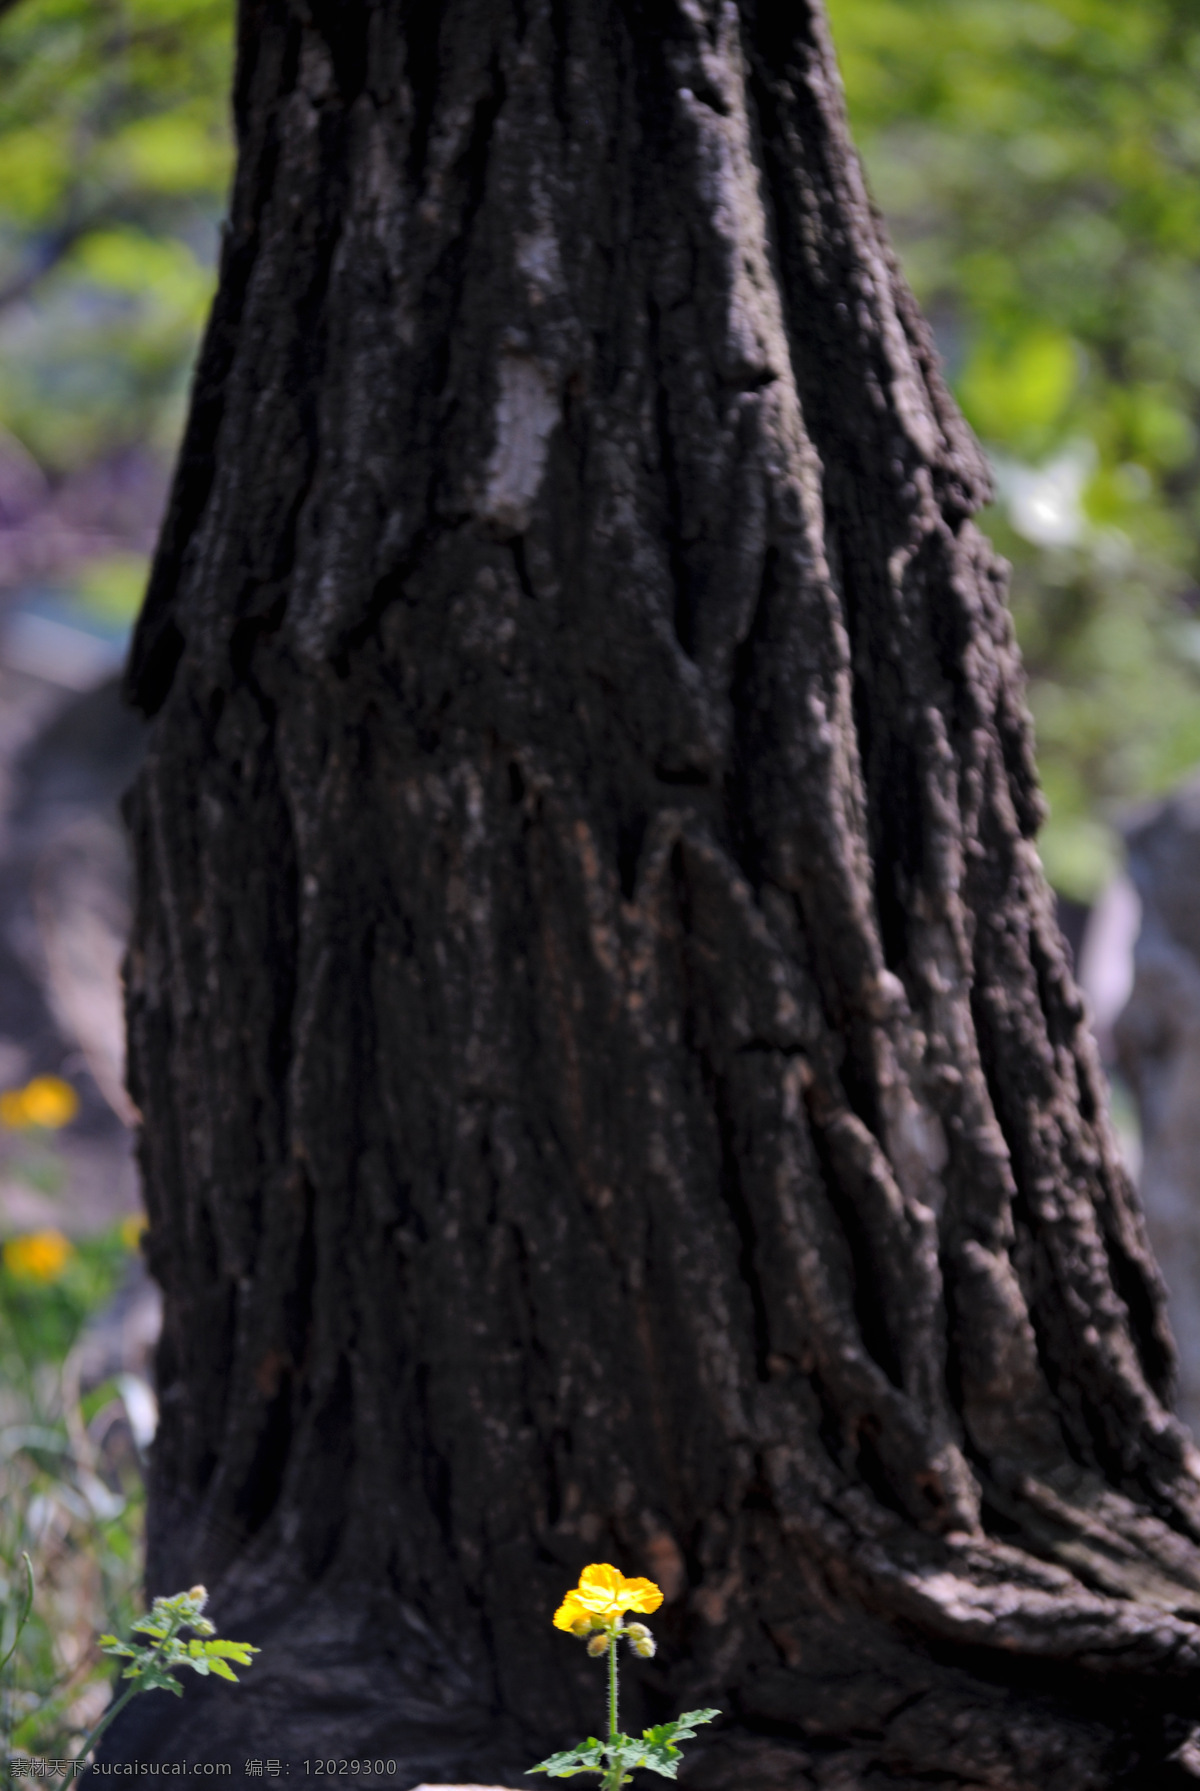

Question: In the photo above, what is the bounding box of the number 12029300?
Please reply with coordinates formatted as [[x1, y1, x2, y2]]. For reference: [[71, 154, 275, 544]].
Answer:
[[304, 1763, 398, 1776]]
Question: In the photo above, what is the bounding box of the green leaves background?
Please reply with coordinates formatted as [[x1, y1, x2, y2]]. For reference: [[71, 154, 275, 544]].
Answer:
[[0, 0, 231, 474]]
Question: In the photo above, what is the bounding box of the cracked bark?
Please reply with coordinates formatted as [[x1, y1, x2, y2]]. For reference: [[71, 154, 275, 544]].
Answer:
[[108, 0, 1200, 1784]]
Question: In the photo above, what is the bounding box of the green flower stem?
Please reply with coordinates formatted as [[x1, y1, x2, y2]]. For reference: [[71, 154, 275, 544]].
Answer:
[[0, 1553, 34, 1675], [76, 1674, 146, 1765], [603, 1629, 620, 1791], [78, 1628, 171, 1766]]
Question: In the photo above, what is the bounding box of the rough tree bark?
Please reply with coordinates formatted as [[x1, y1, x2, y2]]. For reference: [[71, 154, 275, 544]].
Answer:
[[107, 0, 1200, 1784]]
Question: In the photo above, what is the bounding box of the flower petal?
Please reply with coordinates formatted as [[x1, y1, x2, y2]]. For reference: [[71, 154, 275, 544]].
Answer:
[[575, 1564, 665, 1617], [578, 1564, 624, 1599], [620, 1577, 664, 1613], [552, 1593, 591, 1632], [568, 1564, 621, 1616]]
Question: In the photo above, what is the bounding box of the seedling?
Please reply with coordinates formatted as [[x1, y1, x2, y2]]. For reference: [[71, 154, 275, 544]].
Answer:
[[83, 1584, 257, 1759]]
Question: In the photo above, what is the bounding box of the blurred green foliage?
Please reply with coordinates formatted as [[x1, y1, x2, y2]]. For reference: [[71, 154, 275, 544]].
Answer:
[[828, 0, 1200, 896], [0, 0, 232, 478], [2, 1225, 128, 1369], [1, 1221, 147, 1760]]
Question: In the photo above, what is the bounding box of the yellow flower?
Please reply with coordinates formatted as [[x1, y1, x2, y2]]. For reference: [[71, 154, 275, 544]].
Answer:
[[552, 1563, 664, 1632], [0, 1088, 25, 1127], [0, 1075, 78, 1130], [120, 1213, 148, 1251], [4, 1229, 74, 1283]]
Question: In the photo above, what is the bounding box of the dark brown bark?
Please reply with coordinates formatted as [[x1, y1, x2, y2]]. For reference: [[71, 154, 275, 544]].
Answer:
[[110, 1, 1200, 1784]]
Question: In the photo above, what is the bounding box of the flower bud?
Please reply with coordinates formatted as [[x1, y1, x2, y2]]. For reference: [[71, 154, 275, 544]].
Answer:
[[571, 1616, 598, 1639], [624, 1623, 656, 1658], [586, 1632, 609, 1657], [188, 1586, 208, 1605]]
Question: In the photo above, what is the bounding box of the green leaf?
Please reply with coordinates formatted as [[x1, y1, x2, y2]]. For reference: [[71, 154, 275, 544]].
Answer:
[[527, 1753, 603, 1778], [640, 1727, 679, 1752], [202, 1639, 259, 1664], [650, 1709, 721, 1743], [132, 1615, 171, 1639], [527, 1738, 610, 1778], [631, 1758, 678, 1780]]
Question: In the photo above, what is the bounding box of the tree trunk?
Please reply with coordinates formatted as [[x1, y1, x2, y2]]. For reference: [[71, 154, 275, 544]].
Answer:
[[110, 1, 1200, 1783]]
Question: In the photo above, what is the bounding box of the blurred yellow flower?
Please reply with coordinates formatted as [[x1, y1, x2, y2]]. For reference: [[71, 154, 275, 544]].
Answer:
[[0, 1089, 26, 1127], [4, 1228, 74, 1283], [120, 1213, 148, 1251], [0, 1075, 79, 1130], [552, 1564, 664, 1631]]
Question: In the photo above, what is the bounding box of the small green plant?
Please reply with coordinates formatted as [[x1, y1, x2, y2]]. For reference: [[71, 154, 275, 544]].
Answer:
[[2, 1571, 258, 1766], [529, 1564, 718, 1788], [0, 1083, 239, 1765], [84, 1584, 258, 1758], [1, 1210, 147, 1759]]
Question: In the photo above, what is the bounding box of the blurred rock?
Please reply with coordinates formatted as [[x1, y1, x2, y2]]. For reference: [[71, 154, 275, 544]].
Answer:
[[19, 683, 143, 1123], [0, 669, 145, 1232], [1115, 775, 1200, 1434], [1077, 874, 1140, 1069], [71, 1261, 162, 1391]]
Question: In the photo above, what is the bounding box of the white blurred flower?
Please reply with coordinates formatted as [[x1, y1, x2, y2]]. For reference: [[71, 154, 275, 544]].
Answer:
[[992, 440, 1096, 548]]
